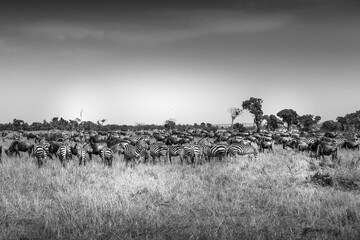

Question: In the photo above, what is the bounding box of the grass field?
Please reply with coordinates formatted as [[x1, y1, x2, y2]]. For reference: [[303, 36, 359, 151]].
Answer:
[[1, 143, 360, 240]]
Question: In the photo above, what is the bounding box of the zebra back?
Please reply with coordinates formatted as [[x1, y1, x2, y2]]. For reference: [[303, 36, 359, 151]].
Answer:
[[149, 142, 169, 163], [34, 144, 47, 168], [227, 142, 259, 160]]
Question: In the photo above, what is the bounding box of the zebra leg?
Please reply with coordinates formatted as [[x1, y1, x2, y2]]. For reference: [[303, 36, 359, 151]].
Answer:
[[37, 157, 42, 168]]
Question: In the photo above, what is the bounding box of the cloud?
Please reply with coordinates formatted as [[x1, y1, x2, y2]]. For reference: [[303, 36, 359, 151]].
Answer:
[[9, 11, 292, 46]]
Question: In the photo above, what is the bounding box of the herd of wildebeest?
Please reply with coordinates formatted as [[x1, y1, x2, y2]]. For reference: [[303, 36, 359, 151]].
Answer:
[[0, 128, 359, 168]]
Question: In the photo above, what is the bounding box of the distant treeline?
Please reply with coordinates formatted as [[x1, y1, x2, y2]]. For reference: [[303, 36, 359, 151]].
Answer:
[[0, 118, 252, 132], [1, 108, 360, 133]]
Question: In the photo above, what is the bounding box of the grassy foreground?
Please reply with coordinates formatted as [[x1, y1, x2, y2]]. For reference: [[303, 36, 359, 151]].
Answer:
[[1, 146, 360, 240]]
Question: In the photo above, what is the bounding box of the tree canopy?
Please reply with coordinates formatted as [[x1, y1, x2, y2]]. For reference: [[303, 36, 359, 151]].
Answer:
[[277, 109, 299, 130], [242, 97, 263, 132]]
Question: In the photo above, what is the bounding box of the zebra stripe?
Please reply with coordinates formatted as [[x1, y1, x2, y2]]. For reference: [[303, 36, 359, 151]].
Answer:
[[226, 142, 259, 160], [123, 140, 149, 168], [100, 147, 114, 167], [34, 145, 47, 168], [77, 144, 88, 166], [183, 144, 202, 165], [209, 143, 228, 161], [57, 144, 71, 167], [168, 145, 185, 163], [149, 142, 168, 164]]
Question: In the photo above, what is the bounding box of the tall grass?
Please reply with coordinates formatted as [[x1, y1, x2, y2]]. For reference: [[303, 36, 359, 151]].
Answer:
[[1, 145, 360, 239]]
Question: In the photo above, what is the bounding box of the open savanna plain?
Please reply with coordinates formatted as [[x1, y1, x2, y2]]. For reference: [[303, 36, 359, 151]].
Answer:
[[1, 141, 360, 240]]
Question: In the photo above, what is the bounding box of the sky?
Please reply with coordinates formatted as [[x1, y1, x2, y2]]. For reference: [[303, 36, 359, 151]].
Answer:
[[1, 0, 360, 125]]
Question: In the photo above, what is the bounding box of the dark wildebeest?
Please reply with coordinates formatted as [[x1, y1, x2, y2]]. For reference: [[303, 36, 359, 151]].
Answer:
[[88, 136, 106, 161], [259, 140, 274, 153], [0, 145, 2, 163], [316, 142, 338, 161], [325, 132, 338, 138], [26, 132, 41, 143], [47, 141, 63, 160], [282, 138, 296, 150], [5, 140, 34, 157], [296, 141, 309, 152], [343, 140, 360, 150]]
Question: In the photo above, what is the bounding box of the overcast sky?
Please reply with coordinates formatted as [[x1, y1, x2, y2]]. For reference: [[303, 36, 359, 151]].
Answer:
[[1, 0, 359, 125]]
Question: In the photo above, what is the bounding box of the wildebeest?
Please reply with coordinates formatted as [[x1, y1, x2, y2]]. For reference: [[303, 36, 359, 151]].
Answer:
[[316, 142, 338, 161], [5, 140, 34, 157], [259, 140, 274, 153], [41, 141, 63, 160], [0, 145, 2, 163], [296, 141, 309, 152], [282, 139, 297, 150], [25, 132, 41, 142], [343, 140, 360, 150]]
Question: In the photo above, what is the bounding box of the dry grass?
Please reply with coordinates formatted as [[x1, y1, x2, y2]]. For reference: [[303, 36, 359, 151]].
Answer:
[[1, 143, 360, 240]]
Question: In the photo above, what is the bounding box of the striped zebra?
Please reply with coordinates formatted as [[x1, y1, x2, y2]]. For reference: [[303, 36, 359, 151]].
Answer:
[[100, 147, 114, 167], [207, 143, 228, 161], [183, 137, 212, 165], [38, 139, 52, 159], [168, 145, 185, 164], [100, 143, 123, 167], [127, 134, 149, 145], [226, 141, 259, 160], [57, 143, 71, 167], [149, 142, 169, 164], [76, 143, 90, 166], [183, 144, 202, 165], [123, 140, 149, 168], [34, 144, 47, 168]]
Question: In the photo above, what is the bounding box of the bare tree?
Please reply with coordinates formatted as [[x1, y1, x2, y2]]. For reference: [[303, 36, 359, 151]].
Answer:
[[229, 107, 243, 128]]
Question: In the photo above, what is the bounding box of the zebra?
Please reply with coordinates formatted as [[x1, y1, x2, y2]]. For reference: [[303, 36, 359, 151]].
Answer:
[[57, 143, 71, 167], [123, 140, 149, 168], [100, 143, 123, 167], [183, 137, 212, 165], [183, 144, 202, 165], [100, 147, 114, 167], [202, 143, 228, 162], [127, 134, 149, 145], [74, 143, 90, 166], [167, 145, 185, 164], [149, 142, 169, 164], [210, 143, 228, 161], [34, 145, 47, 168], [226, 141, 259, 160]]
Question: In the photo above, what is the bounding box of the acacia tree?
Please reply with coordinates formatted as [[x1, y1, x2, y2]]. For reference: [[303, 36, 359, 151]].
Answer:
[[321, 120, 341, 132], [164, 119, 176, 130], [229, 107, 243, 129], [263, 114, 282, 131], [12, 119, 25, 131], [337, 111, 360, 131], [277, 109, 299, 131], [297, 114, 321, 131], [242, 97, 263, 132]]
